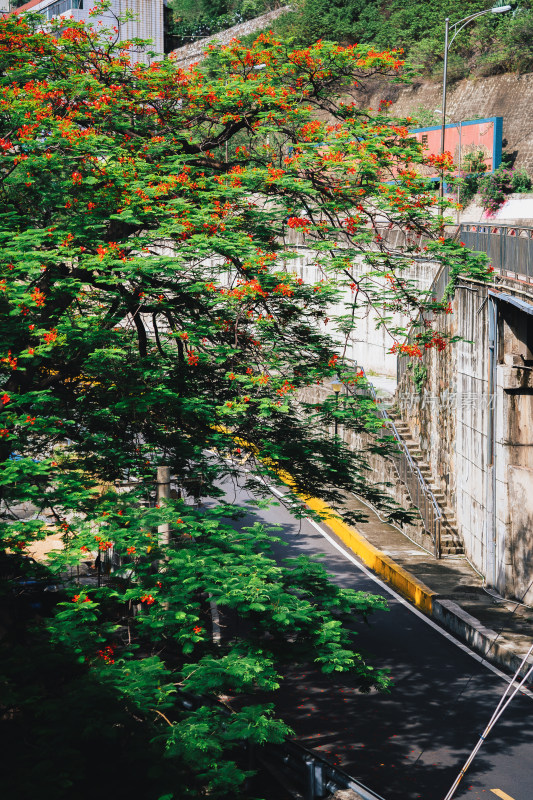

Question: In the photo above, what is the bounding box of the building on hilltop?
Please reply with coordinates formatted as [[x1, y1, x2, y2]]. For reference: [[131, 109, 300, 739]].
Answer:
[[4, 0, 164, 62]]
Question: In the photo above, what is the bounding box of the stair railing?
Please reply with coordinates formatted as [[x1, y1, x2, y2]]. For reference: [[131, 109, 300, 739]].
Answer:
[[341, 359, 442, 558]]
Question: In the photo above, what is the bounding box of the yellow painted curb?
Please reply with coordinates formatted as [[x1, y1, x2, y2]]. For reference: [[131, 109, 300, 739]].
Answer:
[[213, 424, 436, 614], [289, 490, 436, 615]]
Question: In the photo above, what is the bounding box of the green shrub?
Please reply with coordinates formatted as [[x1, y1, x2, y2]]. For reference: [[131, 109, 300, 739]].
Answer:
[[511, 167, 533, 193], [459, 173, 480, 208], [463, 148, 488, 174], [479, 164, 532, 214]]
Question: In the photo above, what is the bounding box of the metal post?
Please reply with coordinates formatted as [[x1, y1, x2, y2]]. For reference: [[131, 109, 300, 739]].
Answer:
[[157, 466, 170, 546], [436, 517, 442, 560], [304, 757, 315, 800], [314, 763, 325, 798], [439, 17, 450, 216]]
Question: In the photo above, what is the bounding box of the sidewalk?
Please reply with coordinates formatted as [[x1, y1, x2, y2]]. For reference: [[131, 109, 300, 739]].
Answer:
[[327, 492, 533, 679]]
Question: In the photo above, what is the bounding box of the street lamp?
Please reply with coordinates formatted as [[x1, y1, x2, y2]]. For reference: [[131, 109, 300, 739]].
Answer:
[[330, 374, 342, 438], [435, 109, 463, 220], [439, 4, 512, 205]]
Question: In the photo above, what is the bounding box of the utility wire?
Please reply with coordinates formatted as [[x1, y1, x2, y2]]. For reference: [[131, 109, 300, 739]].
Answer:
[[410, 572, 533, 774], [443, 642, 533, 800]]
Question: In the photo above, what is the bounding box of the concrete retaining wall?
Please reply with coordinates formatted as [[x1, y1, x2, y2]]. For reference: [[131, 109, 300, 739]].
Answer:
[[290, 248, 439, 379], [398, 274, 533, 603]]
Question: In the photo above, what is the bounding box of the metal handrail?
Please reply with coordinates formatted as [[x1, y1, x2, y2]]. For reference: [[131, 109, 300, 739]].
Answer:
[[341, 360, 442, 558], [459, 223, 533, 283]]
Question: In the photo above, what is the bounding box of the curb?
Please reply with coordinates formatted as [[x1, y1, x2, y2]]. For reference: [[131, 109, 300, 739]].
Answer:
[[301, 495, 436, 615], [297, 494, 533, 678], [433, 598, 533, 678]]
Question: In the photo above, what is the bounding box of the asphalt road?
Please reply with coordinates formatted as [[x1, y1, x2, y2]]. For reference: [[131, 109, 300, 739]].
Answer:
[[219, 473, 533, 800]]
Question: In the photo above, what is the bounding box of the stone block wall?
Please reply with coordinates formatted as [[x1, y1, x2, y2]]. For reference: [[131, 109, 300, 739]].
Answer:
[[169, 6, 291, 67], [364, 72, 533, 175]]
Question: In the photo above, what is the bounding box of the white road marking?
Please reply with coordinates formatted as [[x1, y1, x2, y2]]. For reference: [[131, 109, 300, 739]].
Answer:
[[265, 482, 533, 701]]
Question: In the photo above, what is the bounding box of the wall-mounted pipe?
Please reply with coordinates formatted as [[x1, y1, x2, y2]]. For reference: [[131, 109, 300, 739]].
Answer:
[[487, 294, 498, 587]]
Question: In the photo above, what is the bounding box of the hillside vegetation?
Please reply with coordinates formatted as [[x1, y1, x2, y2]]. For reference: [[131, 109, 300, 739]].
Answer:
[[168, 0, 533, 78], [167, 0, 279, 47]]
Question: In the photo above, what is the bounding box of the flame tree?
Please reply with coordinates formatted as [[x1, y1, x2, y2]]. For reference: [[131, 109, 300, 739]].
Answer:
[[0, 7, 489, 799]]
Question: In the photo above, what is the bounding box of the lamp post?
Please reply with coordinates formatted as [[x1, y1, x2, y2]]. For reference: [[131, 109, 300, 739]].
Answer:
[[439, 4, 511, 208], [330, 374, 342, 439], [435, 110, 463, 221]]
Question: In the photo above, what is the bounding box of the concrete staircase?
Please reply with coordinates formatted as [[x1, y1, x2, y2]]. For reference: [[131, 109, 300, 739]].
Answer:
[[389, 412, 464, 556]]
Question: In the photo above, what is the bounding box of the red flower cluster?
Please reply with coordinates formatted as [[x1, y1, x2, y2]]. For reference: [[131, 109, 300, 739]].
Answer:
[[287, 217, 310, 230], [43, 328, 57, 344], [276, 380, 294, 397], [274, 283, 294, 297], [424, 335, 447, 352], [31, 287, 45, 306], [1, 351, 17, 370], [390, 342, 423, 358], [141, 594, 155, 605], [94, 535, 113, 551], [97, 645, 115, 664]]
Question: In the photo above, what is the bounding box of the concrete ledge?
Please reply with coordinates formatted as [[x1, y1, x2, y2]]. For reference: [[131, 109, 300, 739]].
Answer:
[[434, 598, 533, 678]]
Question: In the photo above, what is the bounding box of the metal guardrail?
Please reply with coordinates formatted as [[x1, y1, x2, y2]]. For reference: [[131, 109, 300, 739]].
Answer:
[[174, 691, 387, 800], [256, 740, 387, 800], [342, 360, 442, 558], [459, 223, 533, 282]]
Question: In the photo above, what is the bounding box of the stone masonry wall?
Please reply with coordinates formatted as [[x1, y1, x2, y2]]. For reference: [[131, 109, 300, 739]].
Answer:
[[364, 72, 533, 175], [169, 6, 291, 67]]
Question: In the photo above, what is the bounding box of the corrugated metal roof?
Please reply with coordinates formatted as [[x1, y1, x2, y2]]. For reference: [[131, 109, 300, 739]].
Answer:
[[488, 289, 533, 315], [9, 0, 48, 14]]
